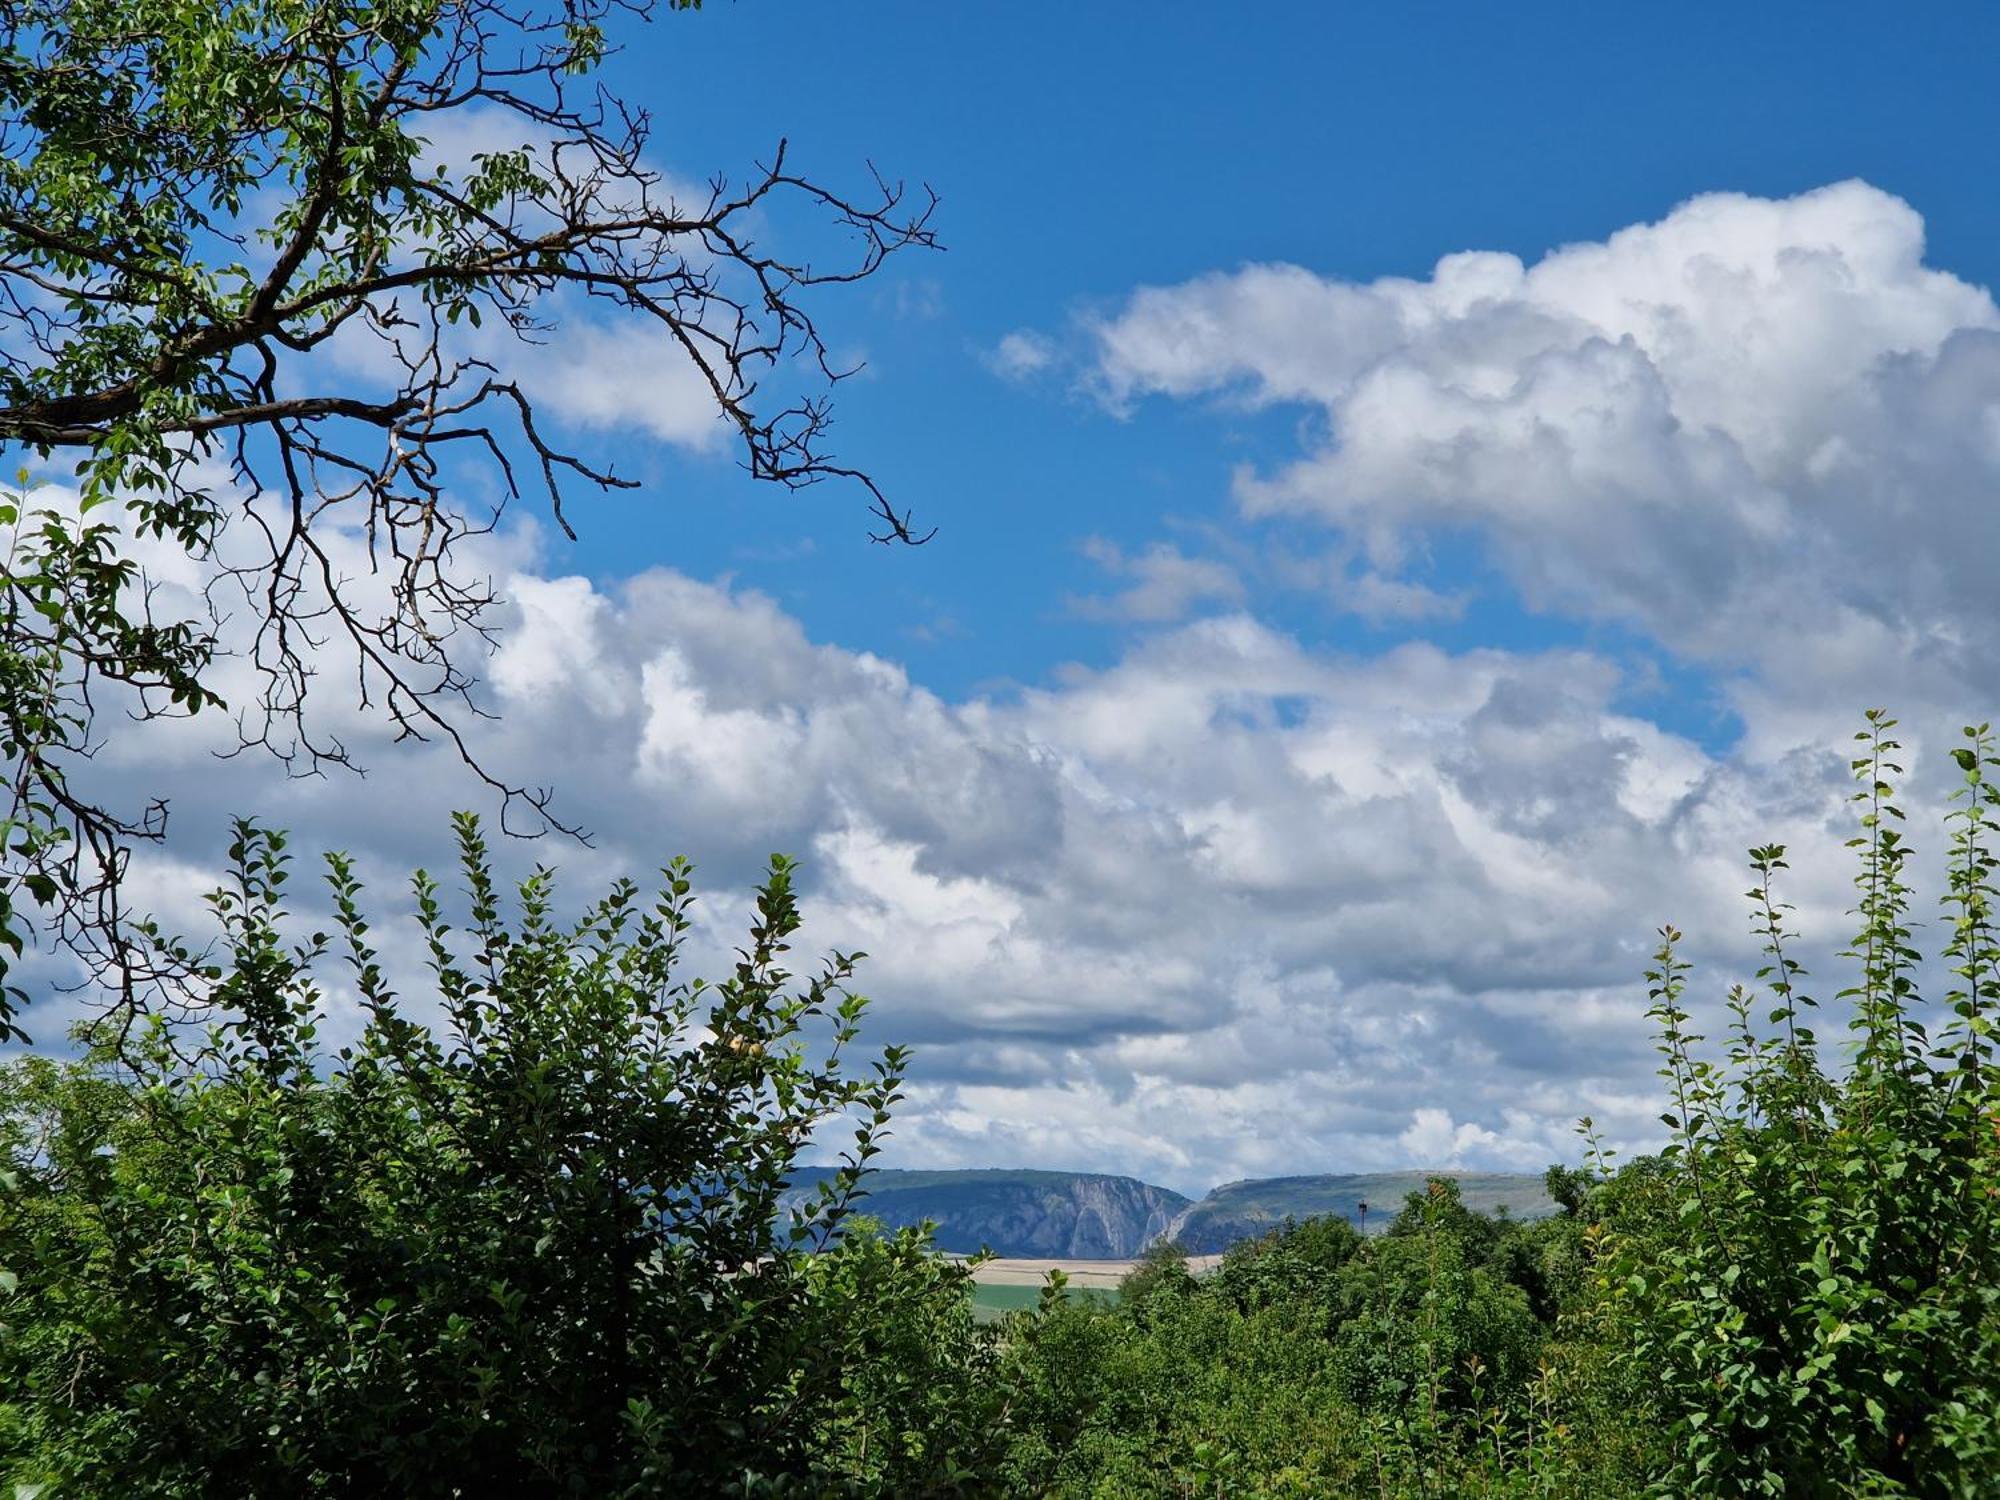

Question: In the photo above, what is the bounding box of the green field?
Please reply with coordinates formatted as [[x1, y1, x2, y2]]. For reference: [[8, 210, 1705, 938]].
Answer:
[[969, 1283, 1118, 1323]]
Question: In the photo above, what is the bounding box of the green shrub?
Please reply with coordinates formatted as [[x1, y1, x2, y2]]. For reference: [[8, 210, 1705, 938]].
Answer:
[[1600, 712, 2000, 1496], [1000, 1195, 1583, 1498], [1331, 1181, 1542, 1419], [0, 818, 1002, 1497], [1118, 1237, 1200, 1310]]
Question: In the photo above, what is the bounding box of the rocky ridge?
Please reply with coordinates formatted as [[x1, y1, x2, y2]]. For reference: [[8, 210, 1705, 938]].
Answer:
[[781, 1167, 1191, 1258], [785, 1166, 1558, 1258]]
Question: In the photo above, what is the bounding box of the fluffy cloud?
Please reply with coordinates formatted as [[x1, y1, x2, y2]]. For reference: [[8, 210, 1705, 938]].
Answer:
[[985, 329, 1058, 381], [1070, 537, 1245, 623], [1087, 181, 2000, 725], [36, 490, 1879, 1193], [24, 180, 1992, 1197]]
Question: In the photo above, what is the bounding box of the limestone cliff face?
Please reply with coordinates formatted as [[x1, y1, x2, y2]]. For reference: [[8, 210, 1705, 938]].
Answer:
[[782, 1168, 1192, 1258], [784, 1166, 1556, 1258]]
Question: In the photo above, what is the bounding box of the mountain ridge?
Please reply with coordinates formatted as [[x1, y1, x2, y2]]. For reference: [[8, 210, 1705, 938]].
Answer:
[[782, 1166, 1192, 1258], [784, 1166, 1557, 1258]]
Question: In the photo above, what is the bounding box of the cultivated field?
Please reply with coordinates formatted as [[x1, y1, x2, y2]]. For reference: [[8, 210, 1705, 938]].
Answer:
[[960, 1254, 1225, 1322], [962, 1254, 1224, 1290]]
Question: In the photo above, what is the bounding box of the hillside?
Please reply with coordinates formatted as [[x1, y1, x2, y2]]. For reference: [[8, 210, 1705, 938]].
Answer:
[[783, 1167, 1192, 1257], [1162, 1171, 1558, 1253], [785, 1167, 1555, 1258]]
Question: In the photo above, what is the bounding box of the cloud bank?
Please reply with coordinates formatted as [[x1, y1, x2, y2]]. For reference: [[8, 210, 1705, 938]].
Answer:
[[1088, 180, 2000, 733], [65, 529, 1859, 1195], [30, 180, 2000, 1196]]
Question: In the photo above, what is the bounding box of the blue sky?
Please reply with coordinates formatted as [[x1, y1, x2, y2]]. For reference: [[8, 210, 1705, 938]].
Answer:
[[542, 0, 2000, 748], [38, 3, 2000, 1191]]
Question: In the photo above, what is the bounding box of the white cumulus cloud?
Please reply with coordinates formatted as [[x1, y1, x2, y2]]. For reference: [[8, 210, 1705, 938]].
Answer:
[[1086, 181, 2000, 729], [34, 505, 1877, 1192], [24, 181, 1996, 1197], [1070, 538, 1245, 623], [985, 329, 1059, 381]]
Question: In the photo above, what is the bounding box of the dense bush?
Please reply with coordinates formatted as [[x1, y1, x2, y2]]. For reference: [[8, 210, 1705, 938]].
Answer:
[[995, 1188, 1649, 1499], [1327, 1183, 1542, 1418], [1597, 714, 2000, 1496], [0, 819, 1006, 1497], [993, 713, 2000, 1498]]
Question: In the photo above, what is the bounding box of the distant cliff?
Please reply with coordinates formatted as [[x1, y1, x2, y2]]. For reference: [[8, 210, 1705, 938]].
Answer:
[[782, 1168, 1192, 1257], [1161, 1171, 1559, 1253], [783, 1166, 1557, 1258]]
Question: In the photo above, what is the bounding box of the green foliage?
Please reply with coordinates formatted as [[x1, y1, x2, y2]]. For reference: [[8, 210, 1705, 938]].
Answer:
[[998, 1198, 1646, 1499], [795, 1217, 1013, 1495], [0, 818, 998, 1496], [1598, 712, 2000, 1497], [1331, 1182, 1540, 1418], [1207, 1214, 1355, 1316], [1117, 1237, 1198, 1308]]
